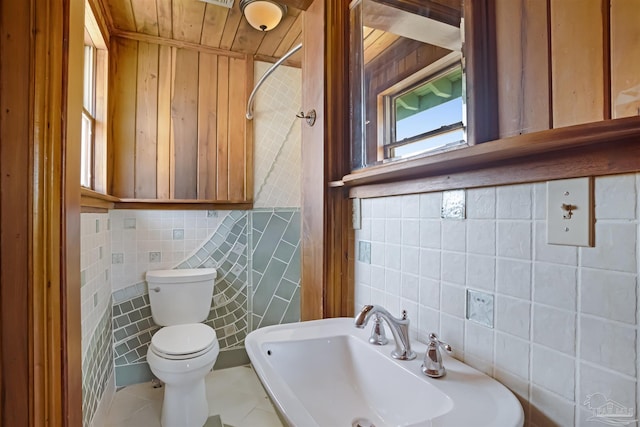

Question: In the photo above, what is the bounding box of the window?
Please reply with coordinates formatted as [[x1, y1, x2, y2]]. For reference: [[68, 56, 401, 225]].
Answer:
[[81, 43, 95, 188], [82, 1, 108, 192], [387, 64, 464, 159]]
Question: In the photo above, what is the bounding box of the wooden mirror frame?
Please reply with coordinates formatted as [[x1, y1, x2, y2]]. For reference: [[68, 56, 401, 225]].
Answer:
[[348, 0, 498, 172]]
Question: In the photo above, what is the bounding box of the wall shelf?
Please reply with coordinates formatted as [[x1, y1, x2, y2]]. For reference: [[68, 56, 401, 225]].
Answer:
[[343, 116, 640, 198]]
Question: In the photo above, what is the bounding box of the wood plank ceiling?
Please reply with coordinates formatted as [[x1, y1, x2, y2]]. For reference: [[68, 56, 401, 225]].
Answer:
[[96, 0, 303, 64]]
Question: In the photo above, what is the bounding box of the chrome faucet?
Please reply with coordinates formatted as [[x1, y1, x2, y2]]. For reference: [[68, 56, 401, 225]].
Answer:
[[354, 305, 416, 360], [422, 333, 452, 378]]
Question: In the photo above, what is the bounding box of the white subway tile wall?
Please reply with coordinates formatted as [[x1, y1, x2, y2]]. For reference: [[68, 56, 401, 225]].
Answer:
[[109, 210, 227, 291], [354, 173, 640, 427], [253, 61, 301, 208], [81, 213, 112, 357]]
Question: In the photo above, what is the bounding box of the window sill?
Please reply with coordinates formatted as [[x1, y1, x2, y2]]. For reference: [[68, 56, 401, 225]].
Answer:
[[80, 189, 253, 212], [343, 116, 640, 198]]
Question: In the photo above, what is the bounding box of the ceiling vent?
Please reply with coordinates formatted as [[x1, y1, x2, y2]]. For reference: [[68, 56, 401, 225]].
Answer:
[[198, 0, 234, 8]]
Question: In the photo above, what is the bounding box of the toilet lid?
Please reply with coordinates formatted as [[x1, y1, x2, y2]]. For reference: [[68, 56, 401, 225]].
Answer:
[[151, 323, 217, 356]]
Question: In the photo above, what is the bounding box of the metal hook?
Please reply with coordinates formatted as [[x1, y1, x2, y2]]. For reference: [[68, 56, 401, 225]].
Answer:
[[296, 109, 316, 127]]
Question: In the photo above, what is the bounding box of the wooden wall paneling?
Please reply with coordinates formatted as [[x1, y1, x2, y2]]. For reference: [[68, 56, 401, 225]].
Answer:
[[135, 41, 159, 198], [324, 0, 352, 318], [131, 0, 160, 35], [197, 52, 219, 200], [495, 0, 550, 138], [463, 0, 499, 145], [109, 37, 139, 197], [157, 44, 172, 199], [156, 0, 173, 38], [87, 0, 112, 45], [171, 48, 200, 199], [245, 56, 254, 203], [227, 57, 250, 201], [550, 0, 605, 128], [610, 0, 640, 118], [109, 0, 137, 32], [300, 0, 325, 320], [1, 1, 32, 423], [216, 56, 230, 199], [172, 0, 207, 43], [200, 4, 229, 48]]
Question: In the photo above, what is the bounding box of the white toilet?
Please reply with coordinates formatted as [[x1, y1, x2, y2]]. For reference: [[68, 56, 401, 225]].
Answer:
[[146, 268, 219, 427]]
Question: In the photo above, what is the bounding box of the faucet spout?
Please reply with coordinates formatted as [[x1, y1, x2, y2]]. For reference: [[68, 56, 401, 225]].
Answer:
[[354, 305, 416, 360]]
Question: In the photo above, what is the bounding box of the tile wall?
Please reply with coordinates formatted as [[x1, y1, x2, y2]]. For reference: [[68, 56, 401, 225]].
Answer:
[[253, 61, 301, 208], [354, 173, 639, 426], [80, 214, 113, 426], [110, 209, 301, 386]]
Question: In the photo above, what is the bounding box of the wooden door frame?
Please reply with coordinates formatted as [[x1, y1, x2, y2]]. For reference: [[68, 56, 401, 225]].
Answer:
[[1, 0, 81, 425]]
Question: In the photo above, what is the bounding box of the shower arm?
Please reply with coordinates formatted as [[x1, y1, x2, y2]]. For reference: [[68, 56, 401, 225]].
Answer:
[[246, 43, 303, 120]]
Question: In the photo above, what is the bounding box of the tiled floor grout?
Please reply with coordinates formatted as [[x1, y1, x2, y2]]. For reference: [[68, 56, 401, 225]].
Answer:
[[102, 366, 284, 427]]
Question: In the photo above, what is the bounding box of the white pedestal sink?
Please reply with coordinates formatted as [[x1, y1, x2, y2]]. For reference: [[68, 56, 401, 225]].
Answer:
[[246, 318, 524, 427]]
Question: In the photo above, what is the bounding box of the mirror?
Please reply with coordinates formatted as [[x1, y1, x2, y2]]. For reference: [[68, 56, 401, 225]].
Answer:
[[350, 0, 466, 170]]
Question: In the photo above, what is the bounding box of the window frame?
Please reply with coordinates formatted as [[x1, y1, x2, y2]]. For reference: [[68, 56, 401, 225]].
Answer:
[[81, 0, 108, 193], [383, 62, 465, 159]]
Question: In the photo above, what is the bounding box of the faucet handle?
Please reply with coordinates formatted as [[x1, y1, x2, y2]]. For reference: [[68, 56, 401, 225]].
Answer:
[[368, 314, 389, 346], [422, 333, 451, 378], [429, 333, 452, 352]]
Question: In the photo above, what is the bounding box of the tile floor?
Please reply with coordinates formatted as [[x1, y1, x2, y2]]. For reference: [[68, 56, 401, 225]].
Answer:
[[103, 366, 284, 427]]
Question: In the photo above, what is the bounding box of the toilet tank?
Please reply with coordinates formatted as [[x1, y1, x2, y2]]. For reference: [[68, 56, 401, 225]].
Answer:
[[146, 268, 217, 326]]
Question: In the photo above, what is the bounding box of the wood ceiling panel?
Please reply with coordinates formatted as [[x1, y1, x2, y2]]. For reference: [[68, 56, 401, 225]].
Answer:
[[200, 3, 230, 47], [172, 0, 207, 43], [273, 11, 302, 57], [101, 0, 303, 65], [109, 0, 137, 32], [156, 0, 173, 38], [256, 8, 300, 57], [218, 2, 243, 50], [131, 0, 159, 35], [230, 18, 267, 54]]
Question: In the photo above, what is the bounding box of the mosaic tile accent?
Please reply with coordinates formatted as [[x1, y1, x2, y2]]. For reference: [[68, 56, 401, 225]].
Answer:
[[82, 304, 113, 427], [110, 209, 301, 386], [251, 209, 301, 330]]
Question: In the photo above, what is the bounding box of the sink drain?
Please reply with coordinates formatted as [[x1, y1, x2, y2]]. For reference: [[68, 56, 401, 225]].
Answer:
[[352, 417, 376, 427]]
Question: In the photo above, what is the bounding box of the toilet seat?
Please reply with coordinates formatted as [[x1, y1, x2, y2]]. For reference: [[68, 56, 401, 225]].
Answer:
[[150, 323, 217, 360]]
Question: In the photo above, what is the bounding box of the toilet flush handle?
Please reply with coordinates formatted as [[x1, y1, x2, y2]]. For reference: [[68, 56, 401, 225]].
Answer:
[[151, 287, 160, 292]]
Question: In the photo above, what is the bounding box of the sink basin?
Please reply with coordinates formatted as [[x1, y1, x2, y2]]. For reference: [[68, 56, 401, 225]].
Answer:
[[246, 318, 524, 427]]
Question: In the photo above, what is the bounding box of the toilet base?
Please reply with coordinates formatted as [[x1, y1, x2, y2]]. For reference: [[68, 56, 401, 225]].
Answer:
[[161, 377, 208, 427]]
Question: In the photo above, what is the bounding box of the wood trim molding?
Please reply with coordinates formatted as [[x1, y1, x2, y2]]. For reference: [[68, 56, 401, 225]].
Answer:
[[343, 116, 640, 188], [349, 136, 640, 199], [345, 117, 640, 198], [114, 200, 253, 210], [112, 30, 248, 59]]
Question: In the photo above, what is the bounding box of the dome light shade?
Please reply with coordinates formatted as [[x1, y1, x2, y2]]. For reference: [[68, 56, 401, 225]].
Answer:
[[240, 0, 287, 32]]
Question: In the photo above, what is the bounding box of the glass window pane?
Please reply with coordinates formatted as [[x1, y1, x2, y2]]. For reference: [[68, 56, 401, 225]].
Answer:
[[81, 112, 92, 188], [83, 45, 94, 113]]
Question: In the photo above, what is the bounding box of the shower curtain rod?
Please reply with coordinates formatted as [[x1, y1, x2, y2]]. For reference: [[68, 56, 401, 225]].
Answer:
[[246, 42, 303, 120]]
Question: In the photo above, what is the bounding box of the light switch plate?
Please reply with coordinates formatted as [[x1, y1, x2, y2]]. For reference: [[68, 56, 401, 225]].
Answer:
[[546, 177, 594, 247]]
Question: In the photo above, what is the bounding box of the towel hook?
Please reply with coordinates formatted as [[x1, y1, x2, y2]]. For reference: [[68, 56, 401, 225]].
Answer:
[[296, 109, 316, 127]]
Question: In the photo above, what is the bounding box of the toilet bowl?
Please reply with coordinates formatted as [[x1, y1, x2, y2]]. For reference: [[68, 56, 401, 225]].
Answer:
[[147, 323, 220, 427], [145, 268, 218, 427]]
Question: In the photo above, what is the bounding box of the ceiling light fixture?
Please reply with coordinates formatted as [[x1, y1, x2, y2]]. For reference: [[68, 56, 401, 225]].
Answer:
[[239, 0, 287, 32]]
